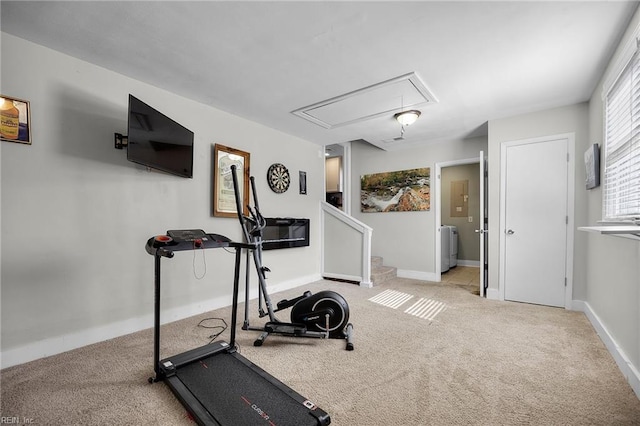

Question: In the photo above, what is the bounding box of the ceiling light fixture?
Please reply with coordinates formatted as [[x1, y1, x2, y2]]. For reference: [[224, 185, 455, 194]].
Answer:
[[393, 109, 421, 139], [394, 110, 421, 126]]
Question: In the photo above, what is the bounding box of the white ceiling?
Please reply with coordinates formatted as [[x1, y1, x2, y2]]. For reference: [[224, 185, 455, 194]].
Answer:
[[1, 1, 637, 151]]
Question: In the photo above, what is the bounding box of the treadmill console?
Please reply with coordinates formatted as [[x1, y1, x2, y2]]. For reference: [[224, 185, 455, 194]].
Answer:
[[167, 229, 207, 241], [145, 229, 232, 257]]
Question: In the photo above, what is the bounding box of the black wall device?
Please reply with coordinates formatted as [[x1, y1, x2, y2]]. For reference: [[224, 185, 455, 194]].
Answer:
[[262, 218, 310, 250]]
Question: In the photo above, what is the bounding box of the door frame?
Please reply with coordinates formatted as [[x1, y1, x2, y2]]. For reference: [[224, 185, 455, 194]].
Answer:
[[323, 142, 352, 214], [498, 133, 575, 309], [435, 155, 484, 290], [479, 151, 488, 297]]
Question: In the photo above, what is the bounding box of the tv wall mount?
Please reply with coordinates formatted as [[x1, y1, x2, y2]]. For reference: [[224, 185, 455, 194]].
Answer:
[[114, 133, 128, 150]]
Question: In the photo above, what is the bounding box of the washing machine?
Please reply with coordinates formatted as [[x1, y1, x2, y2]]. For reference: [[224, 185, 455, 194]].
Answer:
[[441, 225, 450, 272], [449, 225, 458, 268]]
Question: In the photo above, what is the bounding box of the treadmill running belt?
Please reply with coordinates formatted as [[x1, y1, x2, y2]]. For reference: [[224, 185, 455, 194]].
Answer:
[[176, 352, 324, 426]]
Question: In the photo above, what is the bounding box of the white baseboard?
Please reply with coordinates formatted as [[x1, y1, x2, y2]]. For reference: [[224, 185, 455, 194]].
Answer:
[[573, 299, 640, 400], [456, 260, 480, 267], [1, 313, 152, 370], [359, 280, 373, 288], [397, 269, 438, 282], [262, 273, 323, 295], [322, 272, 361, 282], [396, 265, 479, 283], [486, 288, 501, 300], [0, 274, 320, 369], [322, 272, 372, 288]]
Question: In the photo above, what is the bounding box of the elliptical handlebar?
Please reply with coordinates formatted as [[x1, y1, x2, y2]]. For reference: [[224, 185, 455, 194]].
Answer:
[[230, 165, 265, 242], [249, 176, 260, 213], [230, 165, 251, 243], [248, 176, 266, 234]]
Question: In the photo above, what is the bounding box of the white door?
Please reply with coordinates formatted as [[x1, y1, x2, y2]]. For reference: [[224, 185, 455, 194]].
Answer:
[[501, 137, 569, 307]]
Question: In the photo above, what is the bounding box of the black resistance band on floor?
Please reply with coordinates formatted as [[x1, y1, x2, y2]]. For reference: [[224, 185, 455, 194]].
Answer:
[[176, 353, 321, 426]]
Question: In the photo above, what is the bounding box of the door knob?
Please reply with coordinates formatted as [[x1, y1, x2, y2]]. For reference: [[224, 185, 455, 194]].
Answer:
[[475, 229, 487, 234], [506, 229, 515, 235]]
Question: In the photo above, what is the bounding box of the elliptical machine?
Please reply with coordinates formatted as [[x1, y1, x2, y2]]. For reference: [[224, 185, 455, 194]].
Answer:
[[230, 165, 354, 351]]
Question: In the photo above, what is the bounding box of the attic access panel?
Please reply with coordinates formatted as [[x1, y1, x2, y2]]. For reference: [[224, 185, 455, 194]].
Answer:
[[292, 72, 437, 129]]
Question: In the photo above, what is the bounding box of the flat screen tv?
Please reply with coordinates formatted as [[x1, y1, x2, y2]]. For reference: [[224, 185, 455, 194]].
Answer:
[[127, 94, 194, 178]]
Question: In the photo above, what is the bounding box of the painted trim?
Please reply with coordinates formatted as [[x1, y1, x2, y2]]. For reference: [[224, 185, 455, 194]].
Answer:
[[397, 269, 438, 282], [342, 142, 352, 216], [0, 273, 321, 369], [359, 280, 374, 288], [573, 300, 640, 400], [486, 288, 501, 300], [321, 272, 360, 281], [457, 260, 481, 267], [321, 272, 369, 287], [601, 21, 640, 100]]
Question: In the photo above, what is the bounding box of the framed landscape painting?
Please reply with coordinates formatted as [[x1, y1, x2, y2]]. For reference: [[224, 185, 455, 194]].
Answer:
[[361, 167, 430, 213]]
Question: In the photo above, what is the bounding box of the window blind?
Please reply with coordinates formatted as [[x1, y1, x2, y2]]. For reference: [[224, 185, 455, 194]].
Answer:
[[603, 47, 640, 220]]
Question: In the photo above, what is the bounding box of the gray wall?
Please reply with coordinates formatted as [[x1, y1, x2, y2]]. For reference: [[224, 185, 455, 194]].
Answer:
[[484, 4, 640, 389], [487, 103, 589, 300], [351, 137, 487, 278], [323, 211, 364, 279], [585, 9, 640, 379], [1, 34, 324, 365]]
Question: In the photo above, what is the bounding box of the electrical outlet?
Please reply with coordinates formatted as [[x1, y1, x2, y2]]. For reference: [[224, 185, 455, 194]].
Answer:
[[468, 216, 473, 222]]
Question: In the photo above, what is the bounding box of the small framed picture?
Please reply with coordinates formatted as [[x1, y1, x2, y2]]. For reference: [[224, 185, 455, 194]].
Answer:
[[1, 95, 31, 145], [299, 171, 307, 194]]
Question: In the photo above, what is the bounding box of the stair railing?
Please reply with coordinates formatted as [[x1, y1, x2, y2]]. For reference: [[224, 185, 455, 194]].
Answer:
[[321, 201, 373, 287]]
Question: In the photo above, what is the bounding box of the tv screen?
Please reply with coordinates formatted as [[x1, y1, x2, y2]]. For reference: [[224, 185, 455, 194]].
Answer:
[[127, 95, 194, 178]]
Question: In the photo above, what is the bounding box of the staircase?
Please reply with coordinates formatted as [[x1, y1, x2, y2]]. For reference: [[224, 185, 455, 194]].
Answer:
[[371, 256, 397, 286]]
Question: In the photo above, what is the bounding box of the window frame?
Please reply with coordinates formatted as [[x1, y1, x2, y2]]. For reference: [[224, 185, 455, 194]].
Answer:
[[601, 36, 640, 224]]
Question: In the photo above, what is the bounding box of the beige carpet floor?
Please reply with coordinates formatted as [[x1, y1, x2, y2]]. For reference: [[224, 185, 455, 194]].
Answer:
[[2, 277, 639, 425]]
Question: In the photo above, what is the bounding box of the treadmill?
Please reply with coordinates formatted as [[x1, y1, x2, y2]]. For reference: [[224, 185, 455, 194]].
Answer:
[[146, 229, 331, 426]]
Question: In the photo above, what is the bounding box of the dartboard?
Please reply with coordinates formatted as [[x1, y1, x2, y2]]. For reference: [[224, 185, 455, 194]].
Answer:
[[267, 163, 290, 193]]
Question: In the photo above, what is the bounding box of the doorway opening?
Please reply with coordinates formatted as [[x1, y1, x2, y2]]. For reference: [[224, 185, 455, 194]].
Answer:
[[435, 154, 486, 296], [324, 143, 352, 215]]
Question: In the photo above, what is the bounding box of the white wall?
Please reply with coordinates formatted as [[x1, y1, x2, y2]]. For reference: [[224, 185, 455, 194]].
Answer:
[[0, 34, 324, 367], [584, 8, 640, 392], [351, 137, 487, 279]]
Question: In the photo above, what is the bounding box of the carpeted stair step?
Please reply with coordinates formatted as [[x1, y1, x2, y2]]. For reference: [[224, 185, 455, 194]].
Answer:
[[371, 256, 397, 286]]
